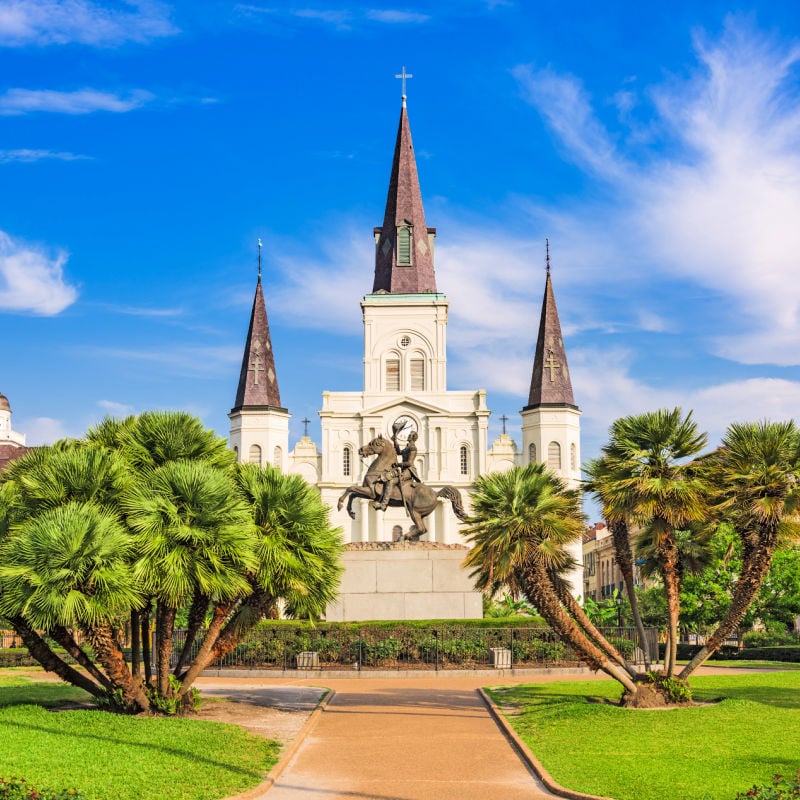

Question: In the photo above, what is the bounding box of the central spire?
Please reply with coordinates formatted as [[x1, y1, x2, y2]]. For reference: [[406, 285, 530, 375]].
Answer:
[[372, 95, 437, 294]]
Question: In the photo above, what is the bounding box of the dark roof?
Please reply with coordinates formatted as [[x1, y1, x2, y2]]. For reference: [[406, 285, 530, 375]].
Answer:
[[0, 393, 10, 412], [0, 443, 28, 472], [372, 103, 437, 294], [231, 277, 285, 413], [525, 269, 577, 410]]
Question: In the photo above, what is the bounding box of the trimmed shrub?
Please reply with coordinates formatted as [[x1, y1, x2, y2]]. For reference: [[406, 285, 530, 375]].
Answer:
[[736, 646, 800, 663], [735, 769, 800, 799]]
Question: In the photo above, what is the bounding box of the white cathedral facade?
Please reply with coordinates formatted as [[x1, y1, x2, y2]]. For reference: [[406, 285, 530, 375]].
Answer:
[[228, 96, 582, 585]]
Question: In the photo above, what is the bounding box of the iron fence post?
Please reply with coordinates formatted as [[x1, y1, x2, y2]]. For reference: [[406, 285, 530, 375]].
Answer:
[[434, 629, 439, 671]]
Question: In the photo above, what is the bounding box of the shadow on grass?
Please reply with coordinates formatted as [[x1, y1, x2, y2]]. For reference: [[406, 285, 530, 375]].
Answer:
[[0, 716, 271, 779], [0, 683, 89, 709]]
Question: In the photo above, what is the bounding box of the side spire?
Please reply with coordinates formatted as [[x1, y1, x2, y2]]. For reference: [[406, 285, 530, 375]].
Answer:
[[525, 242, 576, 409], [231, 243, 283, 412], [372, 84, 437, 294]]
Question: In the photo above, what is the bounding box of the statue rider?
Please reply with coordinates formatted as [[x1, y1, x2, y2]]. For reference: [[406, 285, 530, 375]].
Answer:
[[374, 428, 420, 512]]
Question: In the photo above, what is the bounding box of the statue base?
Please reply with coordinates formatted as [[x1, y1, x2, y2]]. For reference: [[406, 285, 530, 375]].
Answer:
[[325, 542, 483, 622]]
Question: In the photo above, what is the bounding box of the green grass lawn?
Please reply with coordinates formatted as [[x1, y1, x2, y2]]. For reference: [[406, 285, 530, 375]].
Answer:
[[488, 671, 800, 800], [0, 674, 280, 800]]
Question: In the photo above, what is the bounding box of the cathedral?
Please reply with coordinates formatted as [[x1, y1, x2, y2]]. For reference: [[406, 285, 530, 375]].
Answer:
[[228, 92, 582, 589]]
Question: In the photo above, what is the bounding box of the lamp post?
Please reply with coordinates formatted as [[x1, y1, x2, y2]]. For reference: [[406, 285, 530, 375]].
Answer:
[[615, 595, 623, 628]]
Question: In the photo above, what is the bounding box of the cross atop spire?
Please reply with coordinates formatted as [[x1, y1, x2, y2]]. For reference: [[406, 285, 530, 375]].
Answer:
[[545, 238, 551, 276], [371, 96, 437, 294], [395, 66, 413, 107], [257, 238, 262, 280]]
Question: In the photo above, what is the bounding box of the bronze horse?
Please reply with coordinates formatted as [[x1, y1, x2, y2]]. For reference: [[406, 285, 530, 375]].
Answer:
[[336, 435, 467, 540]]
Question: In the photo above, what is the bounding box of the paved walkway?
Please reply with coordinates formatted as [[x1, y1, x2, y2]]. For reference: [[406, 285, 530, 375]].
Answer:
[[200, 673, 608, 800]]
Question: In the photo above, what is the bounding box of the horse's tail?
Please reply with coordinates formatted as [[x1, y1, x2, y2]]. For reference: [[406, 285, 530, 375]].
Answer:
[[437, 485, 467, 521]]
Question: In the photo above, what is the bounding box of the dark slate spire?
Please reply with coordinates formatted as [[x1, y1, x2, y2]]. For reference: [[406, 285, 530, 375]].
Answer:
[[372, 101, 437, 294], [231, 269, 284, 413], [525, 245, 577, 409]]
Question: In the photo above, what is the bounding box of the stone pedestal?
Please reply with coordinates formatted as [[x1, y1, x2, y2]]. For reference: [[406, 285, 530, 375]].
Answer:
[[326, 542, 483, 622]]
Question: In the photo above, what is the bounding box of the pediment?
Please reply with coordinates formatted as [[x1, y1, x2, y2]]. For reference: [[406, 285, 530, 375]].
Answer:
[[362, 396, 449, 418]]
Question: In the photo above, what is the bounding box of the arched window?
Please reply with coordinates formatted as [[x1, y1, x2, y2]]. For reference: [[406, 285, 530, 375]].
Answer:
[[248, 444, 262, 465], [570, 443, 577, 470], [460, 445, 469, 476], [273, 446, 282, 468], [529, 443, 536, 463], [397, 225, 412, 265], [547, 441, 561, 471], [343, 446, 352, 477], [385, 358, 400, 391]]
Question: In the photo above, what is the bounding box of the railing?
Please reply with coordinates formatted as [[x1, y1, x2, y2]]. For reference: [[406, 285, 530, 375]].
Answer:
[[174, 624, 658, 672]]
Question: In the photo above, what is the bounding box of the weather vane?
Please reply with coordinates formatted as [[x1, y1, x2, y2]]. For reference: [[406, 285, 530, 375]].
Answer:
[[257, 238, 263, 279], [545, 238, 551, 276], [395, 66, 413, 106]]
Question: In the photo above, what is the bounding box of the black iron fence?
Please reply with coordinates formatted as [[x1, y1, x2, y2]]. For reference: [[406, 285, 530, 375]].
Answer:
[[177, 624, 659, 672]]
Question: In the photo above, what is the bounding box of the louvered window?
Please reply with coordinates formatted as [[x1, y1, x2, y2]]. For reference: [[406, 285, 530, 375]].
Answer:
[[570, 443, 577, 470], [273, 446, 282, 468], [343, 446, 352, 477], [386, 359, 400, 391], [410, 359, 425, 391], [547, 441, 561, 471], [249, 444, 262, 465], [397, 226, 412, 265]]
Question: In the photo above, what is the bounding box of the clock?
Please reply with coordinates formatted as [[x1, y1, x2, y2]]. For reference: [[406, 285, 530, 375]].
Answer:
[[391, 415, 418, 440]]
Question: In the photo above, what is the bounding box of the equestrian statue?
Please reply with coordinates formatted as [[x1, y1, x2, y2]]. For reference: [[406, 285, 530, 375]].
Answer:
[[337, 421, 467, 541]]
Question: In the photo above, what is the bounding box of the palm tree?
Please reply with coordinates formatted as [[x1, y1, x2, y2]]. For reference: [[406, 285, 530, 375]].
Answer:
[[589, 409, 708, 675], [207, 464, 343, 667], [680, 421, 800, 677], [462, 464, 639, 696], [123, 459, 256, 699], [0, 501, 148, 711]]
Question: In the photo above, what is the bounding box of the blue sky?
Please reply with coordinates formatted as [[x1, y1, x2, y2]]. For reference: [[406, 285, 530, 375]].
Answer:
[[2, 1, 800, 502]]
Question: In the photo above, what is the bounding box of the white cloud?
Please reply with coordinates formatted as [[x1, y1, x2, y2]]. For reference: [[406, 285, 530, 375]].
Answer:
[[0, 0, 178, 47], [22, 416, 74, 445], [0, 148, 89, 162], [0, 231, 78, 315], [78, 344, 242, 376], [97, 399, 135, 417], [366, 9, 430, 24], [513, 17, 800, 366], [0, 88, 153, 115], [292, 9, 352, 28]]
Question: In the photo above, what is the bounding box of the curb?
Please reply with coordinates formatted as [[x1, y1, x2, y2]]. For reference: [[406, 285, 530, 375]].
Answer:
[[478, 688, 615, 800], [222, 687, 335, 800]]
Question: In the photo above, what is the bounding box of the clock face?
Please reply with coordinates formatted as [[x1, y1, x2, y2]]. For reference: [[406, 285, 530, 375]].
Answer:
[[391, 415, 418, 439]]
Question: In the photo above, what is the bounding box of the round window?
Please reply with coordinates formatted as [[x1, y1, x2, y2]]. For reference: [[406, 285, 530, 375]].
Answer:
[[399, 335, 411, 348]]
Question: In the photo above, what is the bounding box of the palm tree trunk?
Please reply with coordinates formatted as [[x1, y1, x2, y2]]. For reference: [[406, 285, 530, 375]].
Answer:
[[141, 601, 152, 686], [10, 616, 104, 698], [658, 532, 681, 676], [553, 576, 637, 678], [178, 601, 235, 696], [521, 564, 639, 696], [211, 590, 275, 663], [680, 530, 779, 679], [609, 519, 651, 669], [85, 624, 149, 712], [51, 626, 114, 691], [155, 601, 177, 697], [130, 609, 141, 678], [174, 591, 209, 675]]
